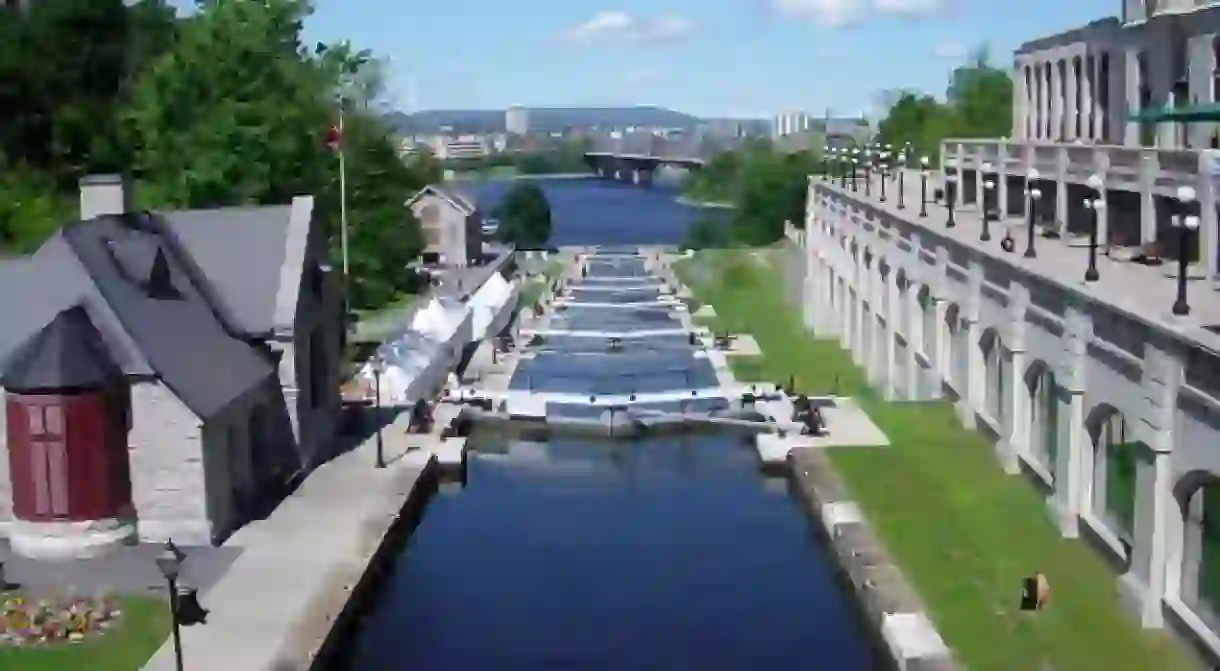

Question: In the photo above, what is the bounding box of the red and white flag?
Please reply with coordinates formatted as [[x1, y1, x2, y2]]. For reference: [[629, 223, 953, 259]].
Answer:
[[325, 123, 342, 152]]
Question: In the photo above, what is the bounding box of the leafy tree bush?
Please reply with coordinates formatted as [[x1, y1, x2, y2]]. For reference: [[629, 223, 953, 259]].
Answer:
[[494, 182, 552, 248]]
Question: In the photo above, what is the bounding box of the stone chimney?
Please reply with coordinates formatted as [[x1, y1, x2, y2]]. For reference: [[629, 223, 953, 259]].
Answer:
[[79, 174, 132, 220]]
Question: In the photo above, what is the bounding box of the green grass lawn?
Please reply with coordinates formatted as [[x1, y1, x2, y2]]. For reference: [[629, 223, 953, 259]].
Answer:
[[675, 249, 1198, 671], [0, 596, 170, 671]]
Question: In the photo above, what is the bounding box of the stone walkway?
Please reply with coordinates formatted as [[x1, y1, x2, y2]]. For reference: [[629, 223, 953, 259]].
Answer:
[[833, 173, 1220, 350]]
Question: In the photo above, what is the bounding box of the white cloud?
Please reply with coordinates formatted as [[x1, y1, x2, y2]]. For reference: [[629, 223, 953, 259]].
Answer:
[[873, 0, 943, 15], [931, 42, 965, 59], [770, 0, 863, 26], [559, 11, 694, 45], [768, 0, 943, 25]]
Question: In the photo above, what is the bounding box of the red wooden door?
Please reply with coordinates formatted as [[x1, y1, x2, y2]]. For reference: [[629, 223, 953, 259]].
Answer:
[[8, 397, 70, 521]]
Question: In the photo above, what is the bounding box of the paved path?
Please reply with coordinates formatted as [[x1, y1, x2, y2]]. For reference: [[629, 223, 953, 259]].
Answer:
[[140, 406, 439, 670], [827, 174, 1220, 353]]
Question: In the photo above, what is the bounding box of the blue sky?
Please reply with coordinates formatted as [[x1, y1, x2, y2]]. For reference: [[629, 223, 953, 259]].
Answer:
[[171, 0, 1116, 119]]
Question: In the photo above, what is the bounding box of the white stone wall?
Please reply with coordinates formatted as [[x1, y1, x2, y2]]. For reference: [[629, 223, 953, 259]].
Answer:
[[127, 381, 212, 545], [809, 184, 1220, 659]]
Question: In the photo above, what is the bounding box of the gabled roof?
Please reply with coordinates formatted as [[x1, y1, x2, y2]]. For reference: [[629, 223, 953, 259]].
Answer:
[[1, 305, 122, 391], [406, 184, 478, 216], [162, 196, 315, 337], [0, 212, 275, 418]]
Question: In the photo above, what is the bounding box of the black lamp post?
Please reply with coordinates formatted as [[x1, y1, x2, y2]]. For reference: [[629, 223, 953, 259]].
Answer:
[[155, 541, 188, 671], [1084, 173, 1104, 282], [863, 148, 873, 197], [1025, 175, 1042, 259], [850, 156, 860, 192], [919, 156, 929, 217], [897, 151, 907, 209], [839, 150, 848, 189], [981, 177, 995, 241], [372, 355, 386, 469], [945, 171, 958, 228], [879, 160, 889, 202], [822, 145, 832, 180], [1172, 185, 1199, 316]]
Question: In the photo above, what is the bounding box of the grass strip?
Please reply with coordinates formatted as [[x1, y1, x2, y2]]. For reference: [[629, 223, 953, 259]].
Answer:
[[674, 248, 1196, 671]]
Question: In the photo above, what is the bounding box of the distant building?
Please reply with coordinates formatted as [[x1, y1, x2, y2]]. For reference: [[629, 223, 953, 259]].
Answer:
[[406, 184, 484, 268], [430, 135, 490, 161], [505, 106, 529, 135], [773, 110, 811, 138]]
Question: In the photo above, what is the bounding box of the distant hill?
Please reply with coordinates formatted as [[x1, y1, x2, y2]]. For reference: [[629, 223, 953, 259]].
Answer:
[[386, 106, 704, 134]]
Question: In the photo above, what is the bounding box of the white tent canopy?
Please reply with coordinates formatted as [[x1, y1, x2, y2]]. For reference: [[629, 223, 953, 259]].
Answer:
[[358, 330, 447, 405], [469, 273, 518, 341]]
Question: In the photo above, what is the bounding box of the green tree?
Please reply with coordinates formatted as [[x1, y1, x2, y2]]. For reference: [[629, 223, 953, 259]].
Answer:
[[875, 92, 954, 163], [494, 182, 552, 248], [946, 45, 1013, 138], [681, 213, 731, 251]]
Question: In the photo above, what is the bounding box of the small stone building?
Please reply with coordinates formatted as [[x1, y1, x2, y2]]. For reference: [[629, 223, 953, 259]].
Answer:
[[407, 184, 485, 268], [0, 175, 343, 558]]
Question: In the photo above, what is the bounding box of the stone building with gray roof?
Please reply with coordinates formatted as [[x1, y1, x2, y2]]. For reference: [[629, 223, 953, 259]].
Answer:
[[407, 183, 485, 268], [0, 175, 343, 558]]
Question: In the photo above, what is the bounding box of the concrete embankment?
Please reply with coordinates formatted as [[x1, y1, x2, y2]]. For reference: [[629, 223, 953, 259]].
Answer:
[[659, 251, 957, 671]]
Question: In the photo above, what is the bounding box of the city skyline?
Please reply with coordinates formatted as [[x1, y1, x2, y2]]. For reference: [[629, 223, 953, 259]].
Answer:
[[169, 0, 1116, 119]]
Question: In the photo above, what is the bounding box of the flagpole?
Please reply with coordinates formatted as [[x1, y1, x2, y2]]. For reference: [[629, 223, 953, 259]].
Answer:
[[338, 102, 350, 319]]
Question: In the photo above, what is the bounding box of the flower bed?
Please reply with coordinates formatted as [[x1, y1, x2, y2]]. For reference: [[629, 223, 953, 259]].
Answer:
[[0, 592, 122, 647]]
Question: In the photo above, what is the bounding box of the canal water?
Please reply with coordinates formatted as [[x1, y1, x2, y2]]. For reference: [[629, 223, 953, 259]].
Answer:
[[338, 186, 878, 669], [473, 178, 720, 247]]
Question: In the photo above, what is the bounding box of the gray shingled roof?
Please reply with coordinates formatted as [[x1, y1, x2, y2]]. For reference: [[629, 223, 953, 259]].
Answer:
[[1, 305, 123, 391], [162, 201, 310, 337], [407, 184, 479, 216], [0, 213, 275, 419]]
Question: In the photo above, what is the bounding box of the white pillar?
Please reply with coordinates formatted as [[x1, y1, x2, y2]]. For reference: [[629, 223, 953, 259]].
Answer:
[[1139, 151, 1158, 244], [1051, 59, 1064, 141], [999, 281, 1030, 475], [1119, 342, 1184, 629], [1196, 152, 1217, 282], [1053, 305, 1092, 539], [1125, 46, 1142, 146], [1056, 146, 1069, 231], [957, 261, 984, 430], [1066, 56, 1079, 141], [904, 234, 924, 401], [852, 244, 865, 365], [1081, 54, 1094, 141]]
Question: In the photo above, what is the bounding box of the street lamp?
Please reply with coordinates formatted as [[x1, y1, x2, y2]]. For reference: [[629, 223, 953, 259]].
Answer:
[[944, 166, 958, 228], [863, 148, 873, 197], [1025, 179, 1042, 259], [980, 162, 994, 222], [1172, 185, 1199, 316], [372, 354, 386, 469], [919, 156, 930, 217], [1084, 173, 1104, 282], [897, 152, 907, 209], [155, 540, 207, 671], [879, 160, 889, 202], [981, 179, 995, 241], [850, 157, 860, 192]]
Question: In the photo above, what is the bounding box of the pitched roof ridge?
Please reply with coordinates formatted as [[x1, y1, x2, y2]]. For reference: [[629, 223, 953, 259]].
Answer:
[[138, 211, 261, 340]]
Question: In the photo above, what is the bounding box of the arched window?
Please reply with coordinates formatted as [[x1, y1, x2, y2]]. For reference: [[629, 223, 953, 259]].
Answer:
[[1027, 365, 1058, 472], [1091, 408, 1136, 539], [982, 330, 1005, 421]]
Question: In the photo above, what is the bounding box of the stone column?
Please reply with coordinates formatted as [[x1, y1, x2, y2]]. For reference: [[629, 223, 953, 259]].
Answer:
[[1053, 303, 1092, 539], [1036, 61, 1047, 140], [1051, 59, 1064, 141], [1013, 60, 1028, 141], [881, 259, 899, 400], [864, 252, 880, 381], [1093, 148, 1111, 246], [852, 243, 866, 366], [1066, 56, 1079, 141], [803, 186, 819, 330], [997, 142, 1010, 216], [928, 247, 950, 399], [839, 234, 853, 352], [1196, 152, 1217, 281], [957, 260, 984, 430], [1055, 146, 1069, 231], [1125, 46, 1141, 147], [1151, 47, 1176, 149], [1081, 53, 1094, 141], [998, 280, 1030, 475], [1187, 34, 1214, 149], [904, 233, 924, 401], [1139, 151, 1158, 244], [1118, 342, 1184, 629]]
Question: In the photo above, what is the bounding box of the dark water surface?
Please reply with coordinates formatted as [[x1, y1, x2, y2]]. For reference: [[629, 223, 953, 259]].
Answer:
[[337, 217, 877, 670], [473, 178, 719, 247]]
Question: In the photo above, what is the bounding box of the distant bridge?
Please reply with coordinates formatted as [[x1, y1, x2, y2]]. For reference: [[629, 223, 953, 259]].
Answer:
[[583, 133, 711, 187]]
